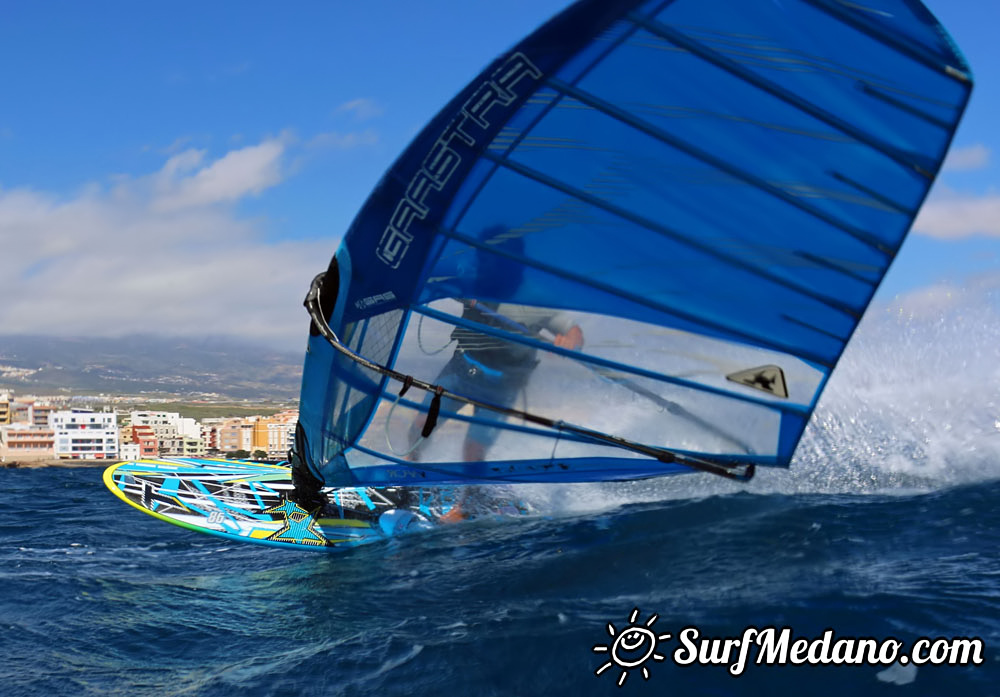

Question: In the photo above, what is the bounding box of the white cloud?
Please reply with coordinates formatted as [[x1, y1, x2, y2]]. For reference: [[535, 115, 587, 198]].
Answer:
[[0, 138, 334, 349], [942, 144, 990, 172], [913, 187, 1000, 239], [151, 136, 289, 212], [157, 148, 205, 180], [334, 97, 383, 122]]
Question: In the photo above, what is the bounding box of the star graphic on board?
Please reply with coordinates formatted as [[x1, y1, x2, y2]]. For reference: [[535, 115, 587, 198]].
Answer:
[[264, 499, 327, 546]]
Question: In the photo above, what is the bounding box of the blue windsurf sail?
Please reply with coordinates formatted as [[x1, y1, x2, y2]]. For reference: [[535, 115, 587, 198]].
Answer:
[[294, 0, 972, 488]]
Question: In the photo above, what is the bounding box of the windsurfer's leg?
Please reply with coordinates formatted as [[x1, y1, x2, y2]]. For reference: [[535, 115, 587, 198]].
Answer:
[[406, 355, 466, 461], [460, 365, 529, 462], [462, 438, 487, 462], [438, 373, 527, 523], [437, 438, 488, 524]]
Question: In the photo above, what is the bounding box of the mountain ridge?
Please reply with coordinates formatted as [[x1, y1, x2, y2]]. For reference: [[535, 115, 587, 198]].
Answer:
[[0, 334, 303, 400]]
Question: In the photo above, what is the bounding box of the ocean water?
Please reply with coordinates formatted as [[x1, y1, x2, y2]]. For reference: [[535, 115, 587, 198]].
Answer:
[[4, 289, 1000, 696]]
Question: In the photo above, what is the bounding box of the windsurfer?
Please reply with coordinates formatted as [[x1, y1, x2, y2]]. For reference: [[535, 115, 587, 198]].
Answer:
[[408, 300, 583, 462], [407, 300, 583, 521], [409, 300, 584, 462]]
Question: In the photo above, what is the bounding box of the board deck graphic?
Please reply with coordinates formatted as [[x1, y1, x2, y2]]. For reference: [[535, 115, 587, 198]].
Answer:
[[103, 458, 525, 550]]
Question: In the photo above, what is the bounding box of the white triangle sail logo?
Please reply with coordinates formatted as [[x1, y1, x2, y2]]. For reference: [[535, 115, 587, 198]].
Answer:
[[726, 365, 788, 398]]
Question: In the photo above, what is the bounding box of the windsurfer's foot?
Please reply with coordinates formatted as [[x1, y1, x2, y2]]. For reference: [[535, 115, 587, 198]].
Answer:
[[438, 504, 467, 524]]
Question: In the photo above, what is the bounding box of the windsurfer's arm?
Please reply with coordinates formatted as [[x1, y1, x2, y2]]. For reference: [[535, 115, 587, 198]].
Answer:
[[545, 313, 584, 351], [466, 301, 584, 350], [553, 324, 583, 351]]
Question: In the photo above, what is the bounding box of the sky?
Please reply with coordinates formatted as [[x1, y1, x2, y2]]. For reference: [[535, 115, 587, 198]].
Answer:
[[1, 1, 997, 352]]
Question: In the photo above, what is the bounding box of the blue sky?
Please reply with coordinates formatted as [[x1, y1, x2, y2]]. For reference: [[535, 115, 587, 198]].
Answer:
[[1, 1, 996, 349]]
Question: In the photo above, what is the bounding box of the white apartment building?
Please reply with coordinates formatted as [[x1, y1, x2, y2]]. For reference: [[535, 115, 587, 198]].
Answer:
[[130, 411, 202, 442], [127, 411, 206, 457], [175, 416, 201, 440], [51, 409, 119, 460], [120, 442, 142, 461], [129, 411, 180, 441]]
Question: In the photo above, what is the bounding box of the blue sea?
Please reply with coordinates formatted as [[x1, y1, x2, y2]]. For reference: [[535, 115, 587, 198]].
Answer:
[[4, 297, 1000, 696]]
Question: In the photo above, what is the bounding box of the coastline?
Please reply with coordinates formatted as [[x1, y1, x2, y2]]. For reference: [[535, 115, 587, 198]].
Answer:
[[2, 458, 119, 469]]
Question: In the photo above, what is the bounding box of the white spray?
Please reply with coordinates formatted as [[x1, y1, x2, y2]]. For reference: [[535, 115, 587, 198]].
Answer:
[[522, 284, 1000, 513]]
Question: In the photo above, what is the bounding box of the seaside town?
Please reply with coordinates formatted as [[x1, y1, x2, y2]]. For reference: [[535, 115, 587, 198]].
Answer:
[[0, 391, 298, 466]]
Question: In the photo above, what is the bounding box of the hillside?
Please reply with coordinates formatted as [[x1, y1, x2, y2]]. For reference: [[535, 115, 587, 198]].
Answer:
[[0, 335, 303, 401]]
